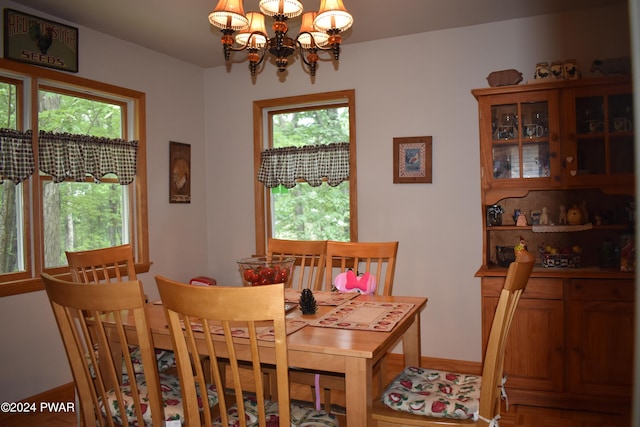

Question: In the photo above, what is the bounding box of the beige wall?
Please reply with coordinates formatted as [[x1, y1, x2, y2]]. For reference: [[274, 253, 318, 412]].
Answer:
[[0, 1, 631, 402]]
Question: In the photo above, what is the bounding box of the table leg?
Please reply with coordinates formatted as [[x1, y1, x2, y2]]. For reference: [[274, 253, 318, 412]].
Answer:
[[345, 357, 373, 426], [402, 313, 421, 367]]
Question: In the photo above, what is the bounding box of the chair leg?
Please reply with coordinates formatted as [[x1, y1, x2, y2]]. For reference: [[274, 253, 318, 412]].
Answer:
[[323, 388, 332, 412]]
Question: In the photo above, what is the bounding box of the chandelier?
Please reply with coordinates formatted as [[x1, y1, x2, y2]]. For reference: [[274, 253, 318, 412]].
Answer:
[[208, 0, 353, 77]]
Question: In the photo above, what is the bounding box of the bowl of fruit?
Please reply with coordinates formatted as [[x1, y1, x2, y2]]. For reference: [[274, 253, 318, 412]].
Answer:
[[237, 256, 295, 286], [538, 244, 582, 268]]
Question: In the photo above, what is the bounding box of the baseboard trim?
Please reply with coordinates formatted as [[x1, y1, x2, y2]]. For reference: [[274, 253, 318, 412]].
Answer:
[[385, 353, 482, 375], [21, 382, 75, 403]]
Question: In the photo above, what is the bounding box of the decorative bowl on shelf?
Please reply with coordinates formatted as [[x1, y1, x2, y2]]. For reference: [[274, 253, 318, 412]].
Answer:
[[237, 256, 294, 286], [495, 246, 515, 267], [540, 253, 581, 268], [538, 245, 582, 269]]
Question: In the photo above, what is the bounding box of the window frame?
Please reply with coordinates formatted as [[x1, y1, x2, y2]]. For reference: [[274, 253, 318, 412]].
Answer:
[[252, 90, 358, 254], [0, 58, 149, 297], [0, 75, 30, 285]]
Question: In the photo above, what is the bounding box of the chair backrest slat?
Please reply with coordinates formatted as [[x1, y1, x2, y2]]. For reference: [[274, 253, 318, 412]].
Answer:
[[66, 244, 137, 284], [156, 276, 292, 427], [325, 241, 399, 295], [267, 238, 327, 291], [41, 273, 164, 426]]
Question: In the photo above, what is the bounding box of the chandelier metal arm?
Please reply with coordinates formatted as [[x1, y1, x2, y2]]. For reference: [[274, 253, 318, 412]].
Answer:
[[326, 29, 342, 61], [296, 42, 318, 76]]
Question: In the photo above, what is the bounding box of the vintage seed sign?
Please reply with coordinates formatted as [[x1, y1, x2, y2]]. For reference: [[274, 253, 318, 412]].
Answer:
[[3, 8, 78, 73]]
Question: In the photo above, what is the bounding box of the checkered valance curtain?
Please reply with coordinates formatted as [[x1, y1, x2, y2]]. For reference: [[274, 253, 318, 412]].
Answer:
[[257, 142, 350, 188], [39, 131, 138, 184], [0, 128, 138, 185], [0, 128, 35, 184]]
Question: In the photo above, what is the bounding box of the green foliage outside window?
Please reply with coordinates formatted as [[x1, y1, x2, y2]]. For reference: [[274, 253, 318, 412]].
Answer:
[[270, 107, 350, 241], [39, 89, 128, 268], [0, 81, 19, 273]]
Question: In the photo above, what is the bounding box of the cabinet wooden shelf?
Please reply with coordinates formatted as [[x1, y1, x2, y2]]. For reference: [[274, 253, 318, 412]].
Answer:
[[473, 77, 634, 417], [487, 223, 630, 232], [476, 265, 635, 279]]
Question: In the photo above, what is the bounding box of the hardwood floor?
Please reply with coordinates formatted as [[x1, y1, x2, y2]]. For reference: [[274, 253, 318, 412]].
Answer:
[[1, 365, 631, 426], [0, 383, 77, 427]]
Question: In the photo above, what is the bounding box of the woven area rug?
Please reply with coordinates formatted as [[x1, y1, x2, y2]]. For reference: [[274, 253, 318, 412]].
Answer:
[[309, 301, 415, 332]]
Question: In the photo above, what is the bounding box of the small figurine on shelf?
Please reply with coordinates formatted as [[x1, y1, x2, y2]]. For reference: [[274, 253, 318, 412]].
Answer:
[[516, 212, 528, 226], [567, 204, 583, 225], [559, 205, 567, 225], [594, 211, 603, 225], [580, 201, 589, 223], [299, 288, 318, 315], [514, 237, 527, 256], [540, 207, 549, 225], [487, 205, 504, 226], [531, 211, 541, 225], [620, 234, 635, 272]]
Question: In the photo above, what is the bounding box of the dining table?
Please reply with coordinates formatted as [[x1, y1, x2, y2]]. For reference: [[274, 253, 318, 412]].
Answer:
[[121, 291, 427, 426]]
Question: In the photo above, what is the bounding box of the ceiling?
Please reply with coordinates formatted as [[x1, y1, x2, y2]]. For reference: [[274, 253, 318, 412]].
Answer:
[[11, 0, 626, 68]]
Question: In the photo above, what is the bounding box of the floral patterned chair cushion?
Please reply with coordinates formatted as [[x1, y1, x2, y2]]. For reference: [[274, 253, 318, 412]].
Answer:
[[128, 345, 176, 374], [87, 344, 175, 382], [381, 366, 481, 420], [212, 395, 338, 426], [102, 373, 218, 425]]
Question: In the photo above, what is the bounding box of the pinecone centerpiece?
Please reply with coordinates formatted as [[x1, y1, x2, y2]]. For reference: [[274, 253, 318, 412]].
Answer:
[[299, 289, 318, 315]]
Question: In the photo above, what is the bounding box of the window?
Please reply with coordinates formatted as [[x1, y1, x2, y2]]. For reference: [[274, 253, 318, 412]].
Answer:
[[0, 77, 24, 280], [39, 87, 130, 268], [253, 90, 357, 253], [0, 59, 149, 296]]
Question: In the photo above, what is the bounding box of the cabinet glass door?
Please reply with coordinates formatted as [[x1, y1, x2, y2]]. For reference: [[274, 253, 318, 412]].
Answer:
[[574, 93, 634, 176], [491, 101, 550, 179], [609, 93, 634, 175]]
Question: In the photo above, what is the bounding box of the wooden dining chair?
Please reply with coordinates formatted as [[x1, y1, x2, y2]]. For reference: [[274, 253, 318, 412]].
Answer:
[[155, 276, 338, 427], [311, 240, 399, 412], [66, 244, 176, 374], [267, 238, 327, 291], [324, 240, 399, 296], [266, 239, 331, 407], [372, 249, 535, 427], [66, 243, 137, 284], [41, 273, 211, 426]]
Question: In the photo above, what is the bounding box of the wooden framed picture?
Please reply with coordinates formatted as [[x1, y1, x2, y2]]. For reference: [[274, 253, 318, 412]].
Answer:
[[393, 136, 432, 183], [169, 141, 191, 203], [3, 8, 79, 73]]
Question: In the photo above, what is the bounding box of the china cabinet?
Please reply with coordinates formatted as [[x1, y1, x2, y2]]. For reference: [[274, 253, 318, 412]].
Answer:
[[472, 76, 635, 416]]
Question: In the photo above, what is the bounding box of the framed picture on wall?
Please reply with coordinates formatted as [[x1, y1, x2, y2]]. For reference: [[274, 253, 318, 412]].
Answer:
[[393, 136, 432, 183], [169, 141, 191, 203], [3, 8, 79, 73]]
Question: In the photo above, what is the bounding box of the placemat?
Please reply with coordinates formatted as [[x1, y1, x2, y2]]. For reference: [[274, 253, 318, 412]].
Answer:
[[309, 301, 415, 332], [181, 318, 308, 341], [284, 288, 358, 306]]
